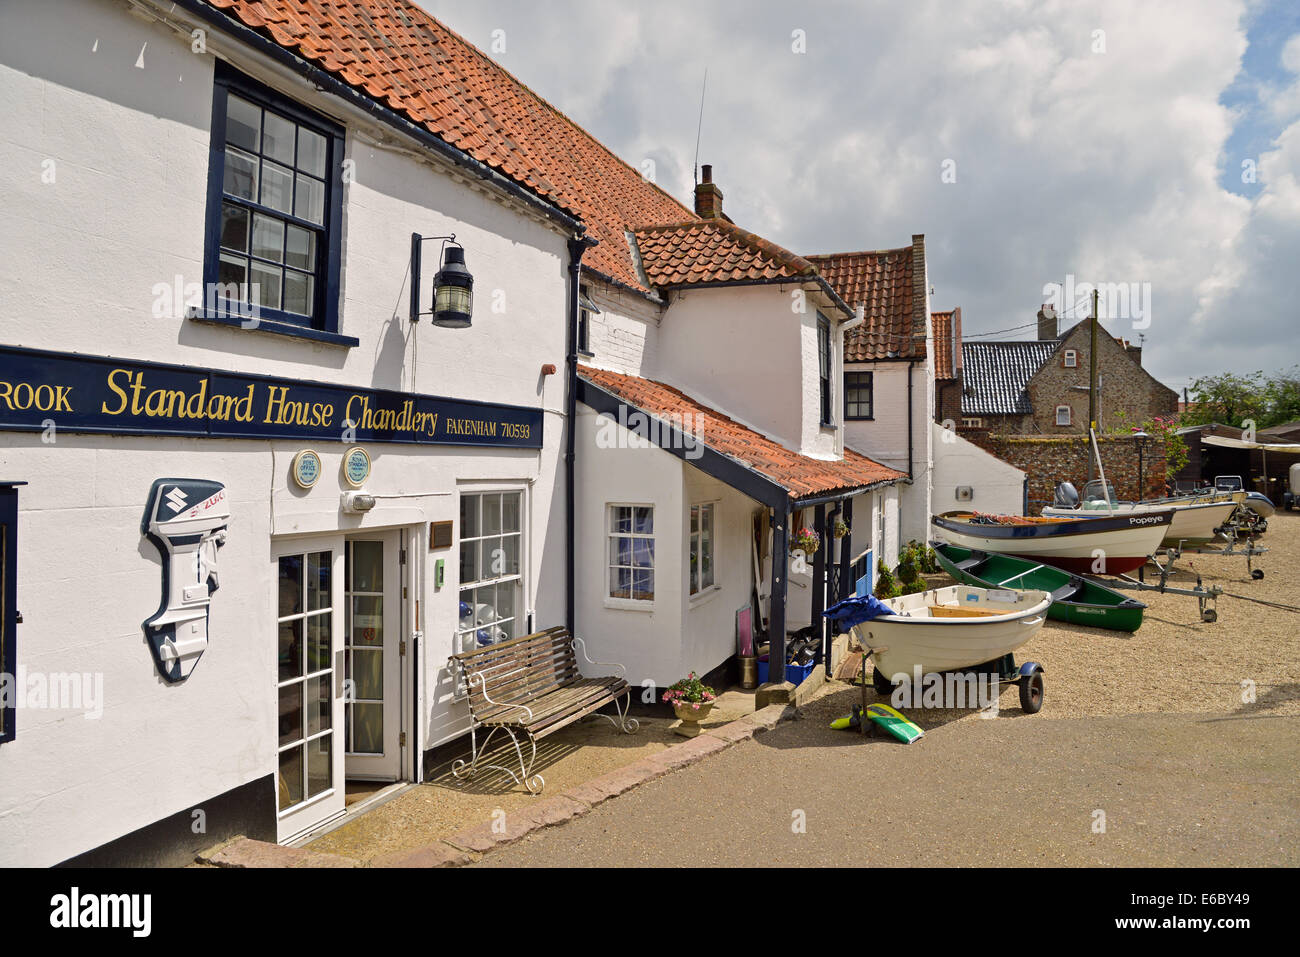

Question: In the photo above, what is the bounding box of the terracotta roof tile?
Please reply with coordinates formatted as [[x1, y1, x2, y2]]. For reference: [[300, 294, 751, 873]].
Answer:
[[632, 219, 817, 289], [932, 307, 961, 380], [205, 0, 692, 293], [579, 366, 905, 501], [807, 246, 924, 360]]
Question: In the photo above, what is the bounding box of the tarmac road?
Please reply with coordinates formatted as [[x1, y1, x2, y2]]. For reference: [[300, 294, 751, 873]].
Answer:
[[476, 707, 1300, 867]]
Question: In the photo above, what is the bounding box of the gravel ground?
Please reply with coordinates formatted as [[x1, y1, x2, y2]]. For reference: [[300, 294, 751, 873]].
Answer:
[[309, 512, 1300, 862], [911, 510, 1300, 724]]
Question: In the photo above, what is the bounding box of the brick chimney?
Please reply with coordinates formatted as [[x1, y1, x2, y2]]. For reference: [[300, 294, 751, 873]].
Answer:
[[1037, 303, 1058, 340], [911, 234, 927, 356], [694, 164, 724, 219]]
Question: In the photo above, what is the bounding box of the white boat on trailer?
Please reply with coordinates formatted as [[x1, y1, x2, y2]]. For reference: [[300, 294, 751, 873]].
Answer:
[[824, 585, 1053, 713], [1042, 481, 1241, 546]]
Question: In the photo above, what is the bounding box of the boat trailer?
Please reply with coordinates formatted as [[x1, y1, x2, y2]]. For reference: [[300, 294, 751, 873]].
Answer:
[[1107, 549, 1223, 623]]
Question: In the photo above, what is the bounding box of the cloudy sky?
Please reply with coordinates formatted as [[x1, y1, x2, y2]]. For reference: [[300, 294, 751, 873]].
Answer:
[[421, 0, 1300, 394]]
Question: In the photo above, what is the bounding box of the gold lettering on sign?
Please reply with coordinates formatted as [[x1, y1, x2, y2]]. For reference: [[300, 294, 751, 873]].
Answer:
[[0, 380, 73, 412]]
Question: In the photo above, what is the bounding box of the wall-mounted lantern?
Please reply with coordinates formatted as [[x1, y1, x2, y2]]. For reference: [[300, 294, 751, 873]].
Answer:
[[410, 233, 474, 328]]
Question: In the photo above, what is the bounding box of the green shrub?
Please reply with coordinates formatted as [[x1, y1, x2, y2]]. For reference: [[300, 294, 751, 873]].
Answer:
[[873, 557, 901, 599]]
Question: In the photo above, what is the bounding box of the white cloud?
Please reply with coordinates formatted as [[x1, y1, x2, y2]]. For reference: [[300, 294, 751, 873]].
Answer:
[[420, 0, 1293, 390]]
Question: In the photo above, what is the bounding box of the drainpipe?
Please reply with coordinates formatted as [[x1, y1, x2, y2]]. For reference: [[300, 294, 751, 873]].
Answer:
[[566, 234, 597, 635], [907, 360, 916, 482]]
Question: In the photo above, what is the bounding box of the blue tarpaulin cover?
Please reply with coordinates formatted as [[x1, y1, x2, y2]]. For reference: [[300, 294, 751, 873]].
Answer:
[[822, 594, 895, 628]]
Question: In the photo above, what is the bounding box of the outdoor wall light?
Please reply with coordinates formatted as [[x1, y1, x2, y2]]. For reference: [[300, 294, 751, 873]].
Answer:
[[410, 232, 474, 327]]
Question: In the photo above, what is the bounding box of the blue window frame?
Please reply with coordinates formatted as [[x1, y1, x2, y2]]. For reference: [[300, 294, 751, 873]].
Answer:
[[0, 482, 21, 745], [200, 63, 354, 346]]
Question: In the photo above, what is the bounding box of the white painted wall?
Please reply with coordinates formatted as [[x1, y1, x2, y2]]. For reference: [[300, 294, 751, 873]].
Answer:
[[843, 359, 931, 551], [931, 422, 1026, 516], [574, 406, 684, 687], [0, 0, 571, 864]]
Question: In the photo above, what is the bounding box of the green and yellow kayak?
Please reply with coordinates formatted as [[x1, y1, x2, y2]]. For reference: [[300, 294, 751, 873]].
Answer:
[[931, 541, 1146, 633]]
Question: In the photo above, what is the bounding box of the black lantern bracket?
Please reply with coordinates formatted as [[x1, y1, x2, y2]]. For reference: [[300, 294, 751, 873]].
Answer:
[[409, 232, 473, 326]]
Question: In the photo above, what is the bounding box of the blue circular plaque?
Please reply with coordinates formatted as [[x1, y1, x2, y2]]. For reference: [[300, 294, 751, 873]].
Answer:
[[292, 449, 322, 489], [343, 447, 371, 487]]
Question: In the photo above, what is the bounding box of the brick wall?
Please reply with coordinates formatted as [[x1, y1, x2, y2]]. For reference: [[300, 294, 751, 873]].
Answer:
[[963, 432, 1168, 507], [1026, 322, 1178, 434]]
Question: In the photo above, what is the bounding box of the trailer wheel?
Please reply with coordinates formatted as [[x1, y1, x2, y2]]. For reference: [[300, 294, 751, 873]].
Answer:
[[1251, 568, 1264, 580], [872, 667, 896, 696], [1202, 608, 1218, 623], [1019, 672, 1044, 714]]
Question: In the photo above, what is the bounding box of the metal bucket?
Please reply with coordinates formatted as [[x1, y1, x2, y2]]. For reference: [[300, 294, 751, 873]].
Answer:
[[739, 655, 759, 690]]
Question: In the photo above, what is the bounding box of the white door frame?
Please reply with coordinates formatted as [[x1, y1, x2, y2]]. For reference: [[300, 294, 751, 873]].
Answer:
[[344, 529, 404, 781], [273, 534, 347, 844]]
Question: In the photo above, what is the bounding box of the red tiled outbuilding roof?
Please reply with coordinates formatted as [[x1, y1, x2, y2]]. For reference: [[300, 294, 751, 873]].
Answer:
[[205, 0, 692, 293], [579, 366, 905, 501], [807, 244, 925, 361], [632, 219, 817, 289], [932, 307, 962, 380]]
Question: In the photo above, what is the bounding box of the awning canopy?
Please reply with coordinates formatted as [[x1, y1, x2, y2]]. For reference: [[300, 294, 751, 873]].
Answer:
[[1201, 435, 1300, 453]]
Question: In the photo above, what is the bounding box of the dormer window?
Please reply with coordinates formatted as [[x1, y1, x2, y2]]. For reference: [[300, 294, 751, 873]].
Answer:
[[818, 313, 833, 426]]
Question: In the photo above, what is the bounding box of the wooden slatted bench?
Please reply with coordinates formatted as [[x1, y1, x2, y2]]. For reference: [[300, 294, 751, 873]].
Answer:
[[448, 626, 638, 793]]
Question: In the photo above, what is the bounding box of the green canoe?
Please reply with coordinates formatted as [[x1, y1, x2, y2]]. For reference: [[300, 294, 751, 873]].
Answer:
[[931, 541, 1147, 633]]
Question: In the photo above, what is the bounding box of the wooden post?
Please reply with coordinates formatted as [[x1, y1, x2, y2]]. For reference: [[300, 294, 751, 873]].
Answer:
[[811, 504, 827, 671], [838, 496, 854, 601]]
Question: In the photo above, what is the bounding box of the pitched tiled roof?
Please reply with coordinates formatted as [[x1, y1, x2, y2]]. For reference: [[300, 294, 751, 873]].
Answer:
[[204, 0, 692, 293], [806, 246, 923, 360], [632, 220, 817, 289], [579, 366, 905, 501], [960, 340, 1059, 416], [932, 308, 962, 380]]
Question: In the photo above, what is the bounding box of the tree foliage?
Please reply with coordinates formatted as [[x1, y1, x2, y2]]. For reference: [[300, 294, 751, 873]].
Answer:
[[1180, 366, 1300, 430]]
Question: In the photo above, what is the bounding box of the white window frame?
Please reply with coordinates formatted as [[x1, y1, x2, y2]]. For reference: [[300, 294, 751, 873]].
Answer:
[[1063, 349, 1077, 368], [606, 503, 655, 610], [961, 417, 983, 428], [688, 501, 719, 601], [456, 487, 527, 654], [1055, 405, 1072, 426]]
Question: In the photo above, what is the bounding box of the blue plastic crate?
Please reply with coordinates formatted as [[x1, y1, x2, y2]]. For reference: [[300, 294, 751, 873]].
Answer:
[[757, 655, 816, 686]]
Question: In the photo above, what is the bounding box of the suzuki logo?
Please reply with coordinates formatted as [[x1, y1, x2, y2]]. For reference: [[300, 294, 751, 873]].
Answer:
[[165, 487, 189, 513]]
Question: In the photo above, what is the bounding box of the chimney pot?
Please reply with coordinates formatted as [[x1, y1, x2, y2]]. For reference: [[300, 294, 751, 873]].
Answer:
[[694, 164, 724, 219]]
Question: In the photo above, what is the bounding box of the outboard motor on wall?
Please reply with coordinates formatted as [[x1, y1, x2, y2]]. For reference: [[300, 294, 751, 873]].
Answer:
[[1053, 481, 1080, 508], [141, 479, 230, 682]]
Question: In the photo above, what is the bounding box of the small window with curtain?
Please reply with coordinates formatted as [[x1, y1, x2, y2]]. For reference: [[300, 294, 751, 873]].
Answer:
[[1056, 405, 1072, 426], [844, 371, 874, 420], [608, 505, 654, 602], [201, 63, 350, 344], [818, 314, 833, 426]]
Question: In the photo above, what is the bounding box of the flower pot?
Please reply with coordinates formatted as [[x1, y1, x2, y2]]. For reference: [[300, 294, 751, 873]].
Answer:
[[671, 700, 714, 737]]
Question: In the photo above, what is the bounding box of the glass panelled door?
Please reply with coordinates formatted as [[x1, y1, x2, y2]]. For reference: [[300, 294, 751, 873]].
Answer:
[[344, 532, 401, 780], [275, 542, 344, 841]]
